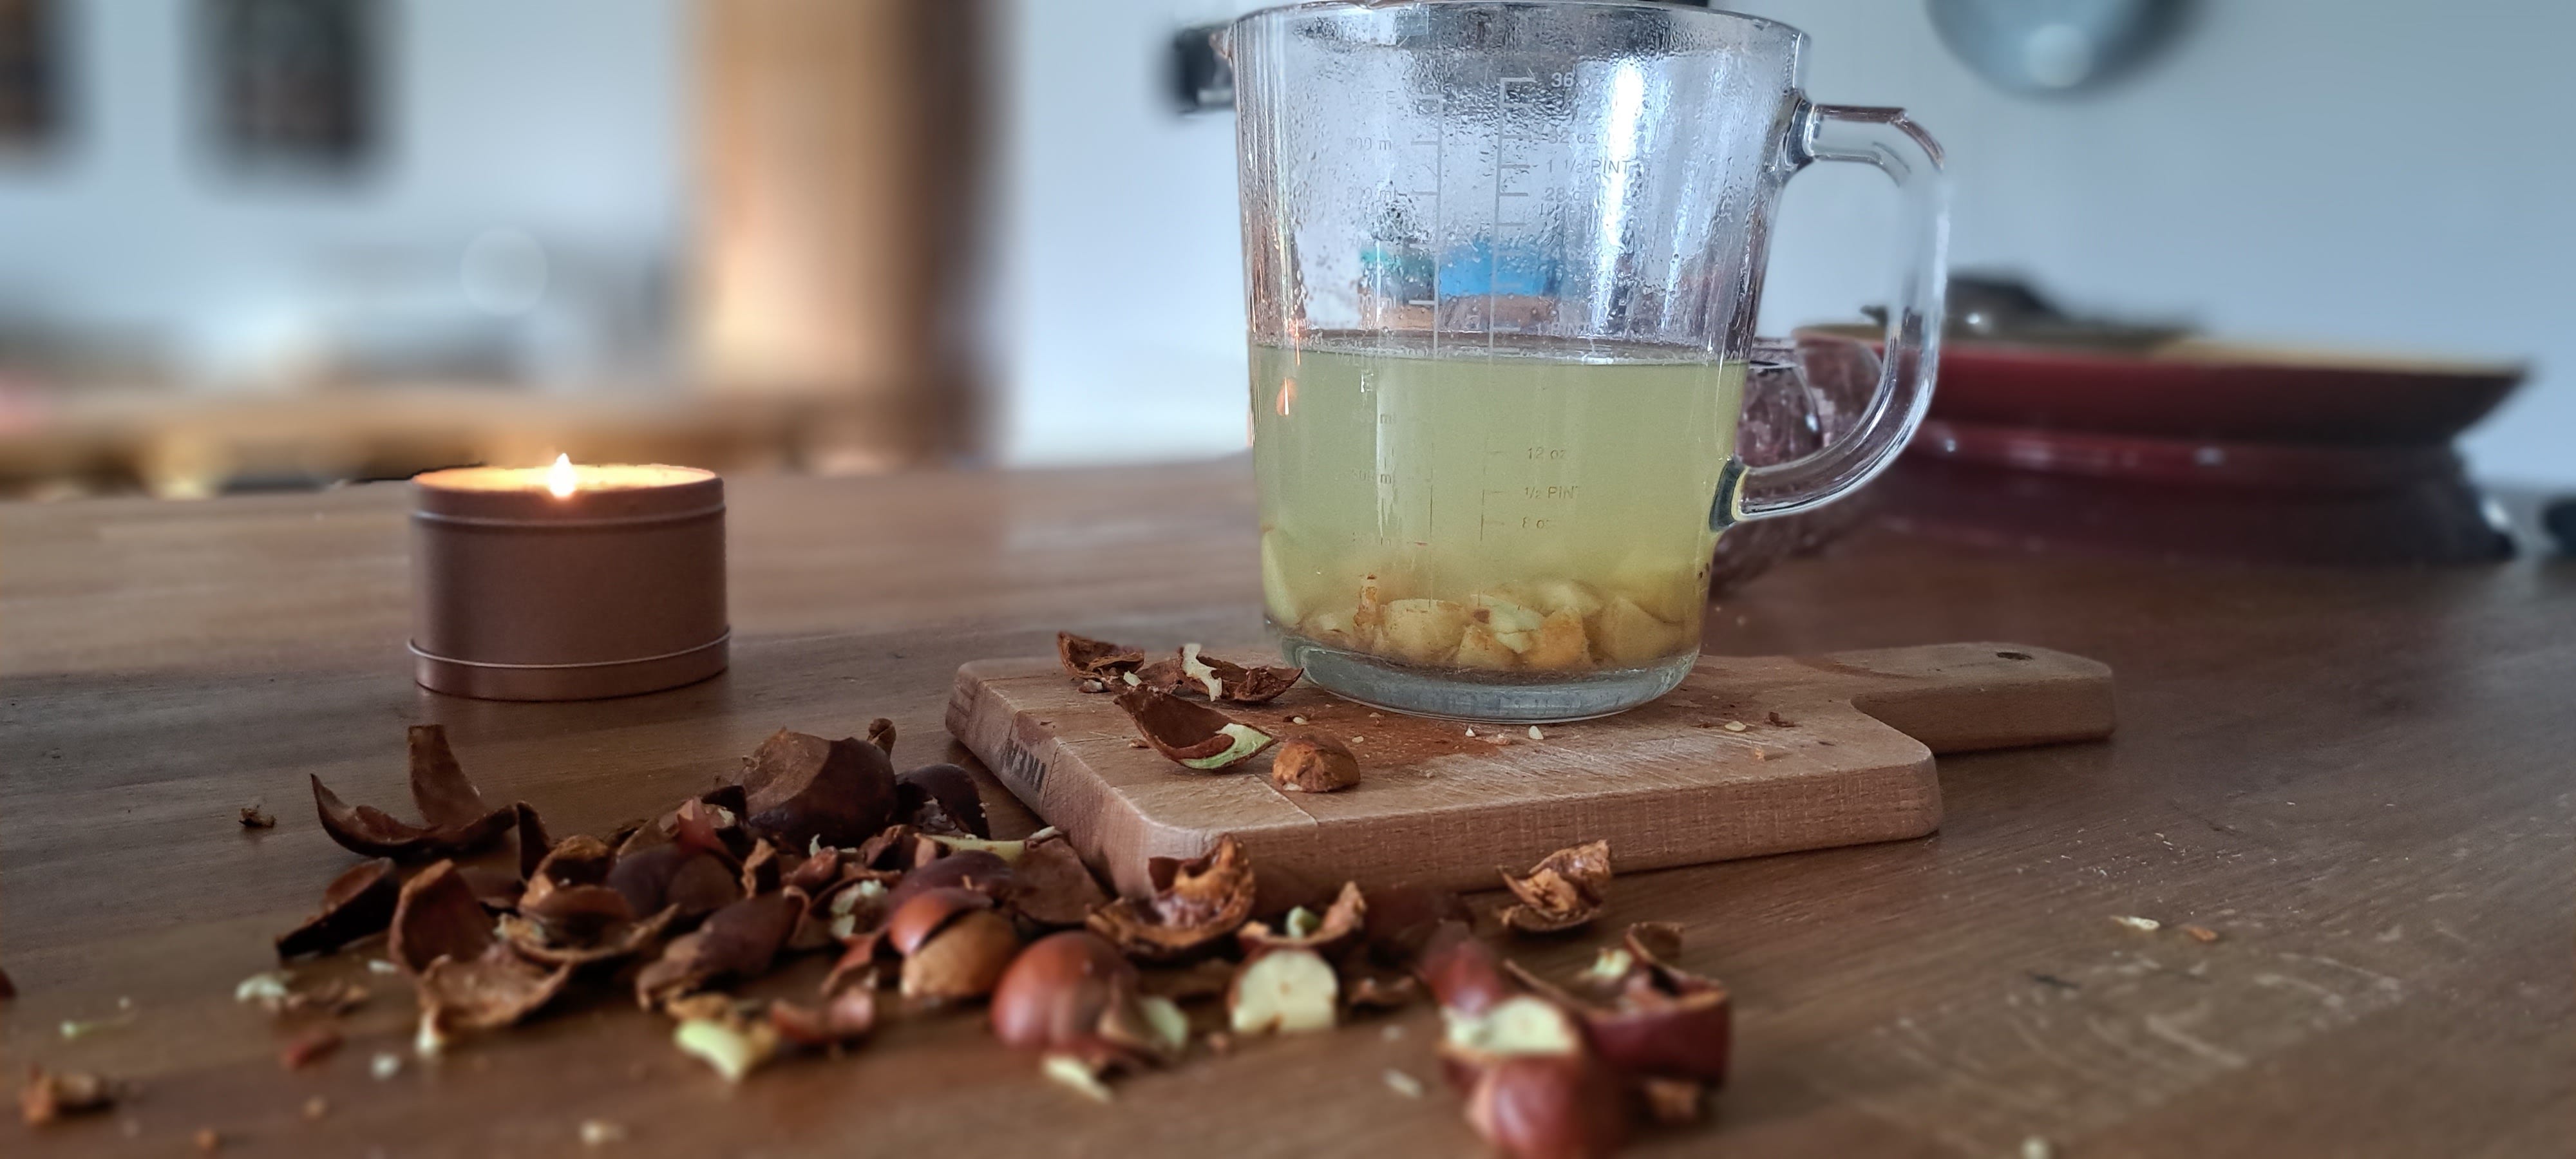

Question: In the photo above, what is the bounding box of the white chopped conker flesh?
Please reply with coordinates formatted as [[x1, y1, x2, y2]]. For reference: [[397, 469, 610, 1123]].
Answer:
[[1226, 948, 1339, 1036]]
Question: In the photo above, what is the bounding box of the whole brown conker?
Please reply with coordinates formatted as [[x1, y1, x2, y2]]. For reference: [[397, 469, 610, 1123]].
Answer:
[[882, 887, 996, 957], [1464, 1054, 1629, 1159], [880, 850, 1014, 914], [1416, 922, 1515, 1015], [1268, 736, 1361, 793], [900, 909, 1021, 1001], [989, 931, 1137, 1057]]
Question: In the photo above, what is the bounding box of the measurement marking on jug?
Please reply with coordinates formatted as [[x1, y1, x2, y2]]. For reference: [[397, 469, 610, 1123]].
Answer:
[[1491, 72, 1547, 356], [1427, 85, 1446, 359]]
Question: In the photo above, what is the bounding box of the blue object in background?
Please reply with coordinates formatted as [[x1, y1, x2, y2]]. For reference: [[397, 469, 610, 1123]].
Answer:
[[1361, 237, 1560, 301], [1436, 237, 1560, 299]]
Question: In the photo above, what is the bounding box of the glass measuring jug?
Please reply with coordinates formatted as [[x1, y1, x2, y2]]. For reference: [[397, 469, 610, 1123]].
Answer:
[[1231, 1, 1946, 722]]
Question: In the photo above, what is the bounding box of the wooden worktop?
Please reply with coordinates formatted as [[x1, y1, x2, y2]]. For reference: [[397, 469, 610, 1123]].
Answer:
[[4, 459, 2569, 1156]]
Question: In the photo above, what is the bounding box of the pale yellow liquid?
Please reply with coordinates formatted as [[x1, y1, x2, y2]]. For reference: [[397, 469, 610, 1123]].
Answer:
[[1252, 337, 1744, 675]]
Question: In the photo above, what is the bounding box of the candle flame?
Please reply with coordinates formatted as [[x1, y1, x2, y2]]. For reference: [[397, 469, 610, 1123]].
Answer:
[[546, 454, 577, 498]]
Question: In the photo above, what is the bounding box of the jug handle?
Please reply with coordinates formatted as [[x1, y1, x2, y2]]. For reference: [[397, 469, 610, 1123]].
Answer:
[[1721, 102, 1949, 527]]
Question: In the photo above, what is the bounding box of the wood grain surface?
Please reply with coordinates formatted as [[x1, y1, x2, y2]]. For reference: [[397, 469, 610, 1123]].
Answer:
[[3, 458, 2570, 1158], [946, 643, 2114, 908]]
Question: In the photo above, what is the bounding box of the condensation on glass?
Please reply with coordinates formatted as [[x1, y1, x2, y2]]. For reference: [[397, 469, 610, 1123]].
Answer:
[[1231, 1, 1946, 721]]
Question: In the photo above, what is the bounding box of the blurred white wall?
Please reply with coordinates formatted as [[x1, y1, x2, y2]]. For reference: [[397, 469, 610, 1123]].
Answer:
[[4, 1, 2564, 482], [0, 0, 687, 389], [987, 0, 1265, 466], [993, 0, 2574, 486], [1730, 0, 2573, 487]]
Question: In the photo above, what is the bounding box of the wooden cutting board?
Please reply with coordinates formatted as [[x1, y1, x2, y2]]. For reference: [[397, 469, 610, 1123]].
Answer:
[[945, 643, 2113, 909]]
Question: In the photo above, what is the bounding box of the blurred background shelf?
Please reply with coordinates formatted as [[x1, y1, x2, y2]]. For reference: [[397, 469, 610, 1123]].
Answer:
[[0, 383, 925, 499], [0, 0, 987, 500], [0, 0, 2566, 518]]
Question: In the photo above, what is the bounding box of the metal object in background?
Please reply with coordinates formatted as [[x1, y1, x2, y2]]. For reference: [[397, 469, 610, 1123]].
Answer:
[[1867, 272, 2190, 351], [1171, 23, 1230, 114], [2543, 498, 2576, 556], [1928, 0, 2188, 94]]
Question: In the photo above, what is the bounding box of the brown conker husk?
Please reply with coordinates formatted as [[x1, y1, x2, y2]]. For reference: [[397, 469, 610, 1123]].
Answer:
[[417, 943, 572, 1034], [666, 797, 744, 860], [274, 858, 401, 960], [739, 730, 898, 851], [1236, 880, 1367, 954], [1192, 651, 1303, 704], [307, 726, 518, 862], [1579, 924, 1734, 1085], [512, 802, 551, 881], [1084, 835, 1257, 961], [529, 834, 616, 889], [1007, 834, 1110, 928], [1112, 686, 1274, 771], [1497, 840, 1613, 934], [518, 883, 634, 943], [605, 845, 740, 923], [895, 763, 991, 838], [1058, 633, 1147, 683], [387, 860, 496, 974], [634, 890, 802, 1006]]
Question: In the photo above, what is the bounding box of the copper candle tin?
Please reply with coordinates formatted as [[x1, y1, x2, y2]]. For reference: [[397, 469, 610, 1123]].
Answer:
[[410, 464, 728, 701]]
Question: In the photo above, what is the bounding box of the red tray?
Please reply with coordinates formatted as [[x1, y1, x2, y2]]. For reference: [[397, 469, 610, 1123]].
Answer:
[[1808, 327, 2524, 447]]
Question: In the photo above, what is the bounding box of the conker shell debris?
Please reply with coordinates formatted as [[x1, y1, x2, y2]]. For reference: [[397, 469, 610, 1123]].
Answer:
[[238, 695, 1730, 1159]]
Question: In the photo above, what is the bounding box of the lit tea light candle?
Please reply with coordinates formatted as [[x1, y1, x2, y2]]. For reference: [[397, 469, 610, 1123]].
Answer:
[[409, 457, 728, 701]]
